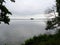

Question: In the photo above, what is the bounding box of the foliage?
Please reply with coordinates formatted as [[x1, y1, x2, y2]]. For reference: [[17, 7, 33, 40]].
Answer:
[[0, 0, 15, 24], [46, 0, 60, 30], [22, 29, 60, 45]]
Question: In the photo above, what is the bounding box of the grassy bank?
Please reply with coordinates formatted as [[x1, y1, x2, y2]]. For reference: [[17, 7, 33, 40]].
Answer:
[[22, 29, 60, 45]]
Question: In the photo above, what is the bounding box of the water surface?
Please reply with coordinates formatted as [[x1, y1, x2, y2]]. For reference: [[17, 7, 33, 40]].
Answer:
[[0, 20, 54, 45]]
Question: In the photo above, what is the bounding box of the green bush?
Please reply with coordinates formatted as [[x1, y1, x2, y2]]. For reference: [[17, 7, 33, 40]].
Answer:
[[22, 29, 60, 45]]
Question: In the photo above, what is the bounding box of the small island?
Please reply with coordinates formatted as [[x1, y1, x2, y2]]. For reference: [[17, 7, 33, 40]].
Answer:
[[30, 18, 34, 20]]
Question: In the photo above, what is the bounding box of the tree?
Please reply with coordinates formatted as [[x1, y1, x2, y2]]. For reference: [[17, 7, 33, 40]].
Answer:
[[45, 0, 60, 30], [0, 0, 15, 24]]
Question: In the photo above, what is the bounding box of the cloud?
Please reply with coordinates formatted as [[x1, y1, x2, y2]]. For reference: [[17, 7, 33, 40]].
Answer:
[[4, 0, 55, 16]]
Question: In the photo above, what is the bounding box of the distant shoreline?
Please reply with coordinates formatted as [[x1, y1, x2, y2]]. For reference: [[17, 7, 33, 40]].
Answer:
[[11, 18, 47, 20]]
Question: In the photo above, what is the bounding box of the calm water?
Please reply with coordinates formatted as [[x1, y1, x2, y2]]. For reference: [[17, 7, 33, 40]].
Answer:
[[0, 20, 55, 45]]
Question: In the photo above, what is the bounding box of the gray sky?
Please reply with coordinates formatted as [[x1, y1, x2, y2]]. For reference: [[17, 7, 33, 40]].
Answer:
[[4, 0, 55, 19]]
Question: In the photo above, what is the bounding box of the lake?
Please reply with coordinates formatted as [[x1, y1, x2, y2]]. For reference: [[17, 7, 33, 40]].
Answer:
[[0, 20, 55, 45]]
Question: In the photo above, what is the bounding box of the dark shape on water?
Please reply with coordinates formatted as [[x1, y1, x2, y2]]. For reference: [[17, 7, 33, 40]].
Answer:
[[30, 18, 34, 20]]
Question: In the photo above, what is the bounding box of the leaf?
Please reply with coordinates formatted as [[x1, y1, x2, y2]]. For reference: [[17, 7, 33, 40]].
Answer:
[[0, 0, 5, 3], [0, 5, 12, 15]]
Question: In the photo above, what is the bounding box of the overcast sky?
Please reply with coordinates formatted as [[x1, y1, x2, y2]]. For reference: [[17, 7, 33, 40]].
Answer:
[[4, 0, 55, 19]]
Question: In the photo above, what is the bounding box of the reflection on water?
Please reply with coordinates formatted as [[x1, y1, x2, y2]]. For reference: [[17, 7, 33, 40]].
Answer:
[[0, 20, 54, 45]]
